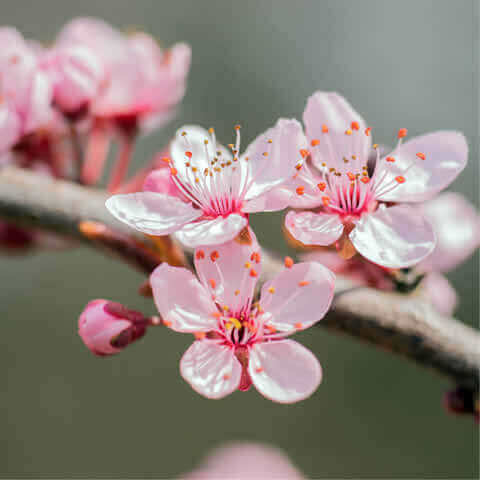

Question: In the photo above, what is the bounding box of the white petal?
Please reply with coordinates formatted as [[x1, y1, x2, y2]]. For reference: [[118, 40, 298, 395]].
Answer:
[[180, 341, 242, 399], [176, 214, 247, 248], [249, 340, 322, 404], [349, 205, 436, 268], [105, 192, 201, 235]]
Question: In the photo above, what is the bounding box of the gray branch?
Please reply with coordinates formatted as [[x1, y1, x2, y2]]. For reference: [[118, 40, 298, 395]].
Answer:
[[1, 166, 478, 389]]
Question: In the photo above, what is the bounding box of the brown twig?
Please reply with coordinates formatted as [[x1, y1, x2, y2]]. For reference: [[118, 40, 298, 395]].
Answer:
[[0, 165, 479, 389]]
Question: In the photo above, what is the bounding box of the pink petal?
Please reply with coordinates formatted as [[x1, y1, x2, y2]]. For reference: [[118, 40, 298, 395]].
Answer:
[[243, 118, 307, 200], [22, 70, 53, 134], [284, 210, 343, 246], [143, 168, 186, 200], [260, 262, 335, 333], [417, 192, 480, 273], [184, 443, 304, 480], [349, 205, 436, 268], [180, 341, 241, 399], [150, 263, 217, 332], [303, 92, 371, 171], [249, 340, 322, 404], [242, 187, 293, 213], [175, 214, 247, 248], [0, 102, 21, 152], [194, 228, 261, 312], [420, 272, 457, 316], [376, 131, 468, 203], [105, 192, 201, 236]]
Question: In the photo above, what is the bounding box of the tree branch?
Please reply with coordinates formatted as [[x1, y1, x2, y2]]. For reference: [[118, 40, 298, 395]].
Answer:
[[1, 165, 479, 389]]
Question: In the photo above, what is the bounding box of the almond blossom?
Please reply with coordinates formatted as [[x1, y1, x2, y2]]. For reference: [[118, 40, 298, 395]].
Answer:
[[106, 122, 303, 247], [149, 231, 335, 403], [283, 91, 468, 268]]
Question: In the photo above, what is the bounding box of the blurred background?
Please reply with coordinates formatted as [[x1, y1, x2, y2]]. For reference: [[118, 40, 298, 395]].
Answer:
[[1, 0, 478, 477]]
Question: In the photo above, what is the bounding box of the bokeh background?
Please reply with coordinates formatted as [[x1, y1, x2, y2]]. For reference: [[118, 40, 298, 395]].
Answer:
[[1, 0, 478, 477]]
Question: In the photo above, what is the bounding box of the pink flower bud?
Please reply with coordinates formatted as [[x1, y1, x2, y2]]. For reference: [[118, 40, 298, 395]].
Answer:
[[78, 299, 147, 356]]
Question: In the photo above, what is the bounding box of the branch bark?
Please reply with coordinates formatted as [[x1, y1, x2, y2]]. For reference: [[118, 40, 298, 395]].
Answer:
[[1, 165, 479, 389]]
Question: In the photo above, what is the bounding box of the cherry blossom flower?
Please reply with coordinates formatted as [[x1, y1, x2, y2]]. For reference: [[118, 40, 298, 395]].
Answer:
[[106, 122, 304, 247], [55, 18, 191, 188], [150, 232, 334, 402], [0, 27, 53, 157], [283, 91, 468, 268], [78, 299, 149, 356], [183, 443, 304, 479], [303, 192, 479, 316]]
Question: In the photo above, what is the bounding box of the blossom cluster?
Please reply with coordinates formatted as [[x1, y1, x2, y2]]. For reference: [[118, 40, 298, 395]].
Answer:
[[1, 17, 477, 405]]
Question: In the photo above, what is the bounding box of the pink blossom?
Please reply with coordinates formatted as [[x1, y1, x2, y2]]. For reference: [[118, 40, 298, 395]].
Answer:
[[283, 91, 468, 268], [106, 122, 304, 247], [0, 27, 53, 154], [78, 299, 148, 356], [150, 231, 334, 403], [55, 18, 191, 129], [183, 443, 304, 479]]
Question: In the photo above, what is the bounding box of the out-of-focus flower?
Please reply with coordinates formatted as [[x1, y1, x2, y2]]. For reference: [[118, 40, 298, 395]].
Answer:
[[183, 443, 304, 479], [0, 27, 53, 156], [54, 17, 191, 189], [443, 386, 479, 423], [78, 299, 148, 356], [283, 91, 468, 269], [106, 122, 302, 247], [150, 230, 334, 403]]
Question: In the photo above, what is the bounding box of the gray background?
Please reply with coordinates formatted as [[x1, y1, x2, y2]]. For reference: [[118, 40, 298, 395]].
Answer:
[[0, 0, 478, 478]]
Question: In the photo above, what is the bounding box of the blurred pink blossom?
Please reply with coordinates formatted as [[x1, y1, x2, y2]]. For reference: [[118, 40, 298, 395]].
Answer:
[[283, 91, 468, 269], [106, 122, 302, 247], [183, 443, 304, 479], [150, 231, 334, 402], [78, 299, 148, 356]]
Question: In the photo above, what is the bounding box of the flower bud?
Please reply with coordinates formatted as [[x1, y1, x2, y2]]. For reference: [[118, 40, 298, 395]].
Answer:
[[78, 299, 147, 356]]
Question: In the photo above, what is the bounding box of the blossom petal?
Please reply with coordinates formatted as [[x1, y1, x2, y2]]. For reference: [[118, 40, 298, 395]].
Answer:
[[303, 91, 371, 171], [180, 341, 241, 399], [143, 168, 186, 200], [194, 228, 261, 312], [249, 340, 322, 404], [260, 262, 335, 334], [417, 192, 480, 273], [349, 205, 436, 268], [242, 187, 293, 213], [176, 214, 247, 248], [150, 263, 217, 332], [375, 131, 468, 203], [284, 210, 343, 246], [243, 118, 307, 200], [420, 272, 457, 316], [105, 192, 201, 235]]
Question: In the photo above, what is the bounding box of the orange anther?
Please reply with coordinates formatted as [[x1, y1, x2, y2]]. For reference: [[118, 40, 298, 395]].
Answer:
[[268, 287, 275, 294], [365, 127, 371, 136], [395, 176, 406, 184], [208, 127, 215, 134], [185, 151, 192, 158], [345, 129, 352, 135], [211, 311, 222, 319], [398, 128, 408, 139], [250, 252, 261, 263], [284, 256, 294, 268], [249, 269, 258, 278], [311, 139, 320, 146], [234, 124, 241, 130], [296, 186, 305, 195], [322, 124, 329, 133], [351, 121, 360, 130], [322, 196, 331, 206], [265, 324, 277, 334], [299, 149, 309, 158], [416, 152, 426, 160], [295, 163, 303, 171], [255, 367, 264, 373], [347, 172, 355, 181], [163, 320, 172, 327], [295, 322, 303, 329], [317, 182, 326, 191], [194, 332, 206, 340], [209, 279, 216, 289], [361, 177, 370, 184], [298, 281, 310, 287], [234, 290, 240, 296], [170, 167, 178, 175], [195, 250, 205, 260], [161, 156, 170, 164], [386, 156, 395, 163], [210, 251, 219, 262], [223, 373, 231, 380]]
